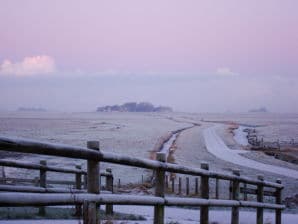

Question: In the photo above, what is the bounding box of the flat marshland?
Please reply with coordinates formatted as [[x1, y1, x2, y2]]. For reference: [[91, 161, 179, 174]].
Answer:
[[0, 111, 297, 210]]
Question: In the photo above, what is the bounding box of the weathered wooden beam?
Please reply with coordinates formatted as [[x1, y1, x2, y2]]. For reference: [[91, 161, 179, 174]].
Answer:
[[86, 141, 100, 224], [39, 160, 47, 216], [171, 178, 175, 193], [105, 168, 113, 216], [0, 184, 86, 193], [0, 159, 86, 174], [243, 183, 248, 201], [75, 165, 82, 217], [215, 178, 219, 199], [275, 179, 282, 224], [0, 193, 285, 210], [231, 169, 240, 224], [195, 177, 199, 195], [200, 162, 209, 224], [154, 152, 166, 224], [240, 187, 276, 197], [178, 177, 182, 195], [186, 177, 190, 195], [257, 175, 264, 224]]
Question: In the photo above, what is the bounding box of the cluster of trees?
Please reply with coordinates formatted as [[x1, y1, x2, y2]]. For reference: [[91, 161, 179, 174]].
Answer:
[[97, 102, 173, 112], [249, 107, 268, 113], [18, 107, 47, 112]]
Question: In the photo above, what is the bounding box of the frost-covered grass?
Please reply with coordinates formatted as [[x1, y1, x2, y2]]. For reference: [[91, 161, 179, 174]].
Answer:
[[0, 112, 189, 184], [0, 207, 145, 221], [0, 205, 298, 224]]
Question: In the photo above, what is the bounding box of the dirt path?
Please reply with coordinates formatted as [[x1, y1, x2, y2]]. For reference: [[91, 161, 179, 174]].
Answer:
[[203, 125, 298, 179]]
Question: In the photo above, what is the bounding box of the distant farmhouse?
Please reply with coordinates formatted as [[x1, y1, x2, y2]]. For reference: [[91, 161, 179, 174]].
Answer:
[[97, 102, 173, 112]]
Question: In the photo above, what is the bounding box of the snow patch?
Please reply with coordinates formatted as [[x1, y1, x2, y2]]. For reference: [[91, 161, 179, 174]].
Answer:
[[233, 126, 249, 146]]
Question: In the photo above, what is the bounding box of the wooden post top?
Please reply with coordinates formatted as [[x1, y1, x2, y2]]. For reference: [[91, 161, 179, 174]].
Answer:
[[40, 160, 47, 165], [232, 169, 241, 176], [87, 141, 100, 150], [257, 175, 264, 181], [156, 152, 166, 162], [276, 179, 282, 184], [200, 162, 209, 170], [76, 165, 82, 169]]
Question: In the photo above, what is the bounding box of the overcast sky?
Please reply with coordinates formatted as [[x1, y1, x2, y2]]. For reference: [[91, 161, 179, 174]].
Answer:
[[0, 0, 297, 113]]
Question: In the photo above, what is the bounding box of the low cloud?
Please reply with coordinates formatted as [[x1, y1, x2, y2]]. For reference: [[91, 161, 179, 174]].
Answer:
[[0, 55, 56, 76], [216, 67, 238, 76]]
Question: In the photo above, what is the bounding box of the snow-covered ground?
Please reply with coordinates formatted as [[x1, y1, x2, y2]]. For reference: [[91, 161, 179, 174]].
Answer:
[[160, 133, 179, 156], [0, 205, 298, 224], [233, 126, 249, 146], [0, 112, 189, 185], [204, 125, 298, 179]]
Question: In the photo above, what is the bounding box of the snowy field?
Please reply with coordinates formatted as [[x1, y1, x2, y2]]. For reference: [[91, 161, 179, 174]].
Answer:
[[0, 112, 189, 184], [0, 111, 298, 222], [0, 205, 298, 224]]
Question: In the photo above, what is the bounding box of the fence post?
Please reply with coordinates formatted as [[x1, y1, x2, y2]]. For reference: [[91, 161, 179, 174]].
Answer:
[[154, 152, 166, 224], [165, 174, 169, 189], [195, 177, 199, 195], [243, 183, 248, 201], [171, 178, 175, 193], [229, 181, 232, 200], [178, 177, 182, 195], [83, 174, 88, 189], [0, 167, 6, 184], [118, 178, 121, 189], [34, 177, 39, 187], [215, 178, 219, 199], [275, 179, 282, 224], [39, 160, 47, 216], [231, 169, 240, 224], [105, 168, 114, 216], [257, 175, 264, 224], [186, 177, 190, 195], [83, 200, 89, 224], [200, 162, 209, 224], [85, 141, 100, 224], [75, 165, 82, 217]]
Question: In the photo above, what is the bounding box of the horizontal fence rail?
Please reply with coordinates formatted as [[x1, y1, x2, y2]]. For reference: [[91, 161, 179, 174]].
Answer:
[[0, 137, 283, 188], [0, 159, 87, 174], [0, 193, 285, 210], [0, 136, 284, 224]]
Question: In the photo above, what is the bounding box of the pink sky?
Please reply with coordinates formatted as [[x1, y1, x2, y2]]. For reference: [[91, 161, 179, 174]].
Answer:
[[0, 0, 298, 112], [1, 0, 297, 75]]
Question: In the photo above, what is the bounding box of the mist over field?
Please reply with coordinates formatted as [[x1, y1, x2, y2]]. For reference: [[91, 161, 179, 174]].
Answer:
[[1, 72, 298, 113]]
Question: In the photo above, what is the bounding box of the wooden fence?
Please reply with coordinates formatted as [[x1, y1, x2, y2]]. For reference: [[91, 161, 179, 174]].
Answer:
[[0, 158, 114, 216], [0, 136, 284, 224]]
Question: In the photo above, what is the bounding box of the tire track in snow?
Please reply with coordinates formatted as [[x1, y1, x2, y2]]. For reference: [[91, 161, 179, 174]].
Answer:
[[203, 125, 298, 179]]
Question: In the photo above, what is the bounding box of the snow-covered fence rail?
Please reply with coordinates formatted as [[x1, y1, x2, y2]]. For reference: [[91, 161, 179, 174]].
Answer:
[[0, 160, 113, 193], [0, 157, 113, 216], [0, 136, 284, 224]]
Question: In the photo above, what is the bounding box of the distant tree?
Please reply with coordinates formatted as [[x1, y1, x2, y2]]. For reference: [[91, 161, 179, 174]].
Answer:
[[154, 106, 173, 112], [97, 102, 173, 112], [136, 102, 155, 112], [122, 102, 137, 112]]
